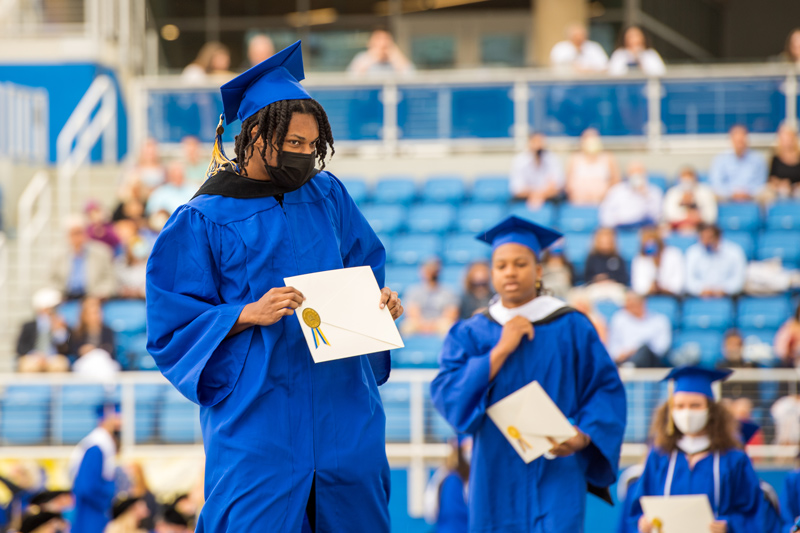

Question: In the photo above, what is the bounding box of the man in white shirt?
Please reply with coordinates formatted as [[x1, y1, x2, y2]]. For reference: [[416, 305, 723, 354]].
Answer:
[[708, 125, 768, 201], [685, 223, 747, 297], [662, 166, 718, 232], [550, 23, 608, 72], [599, 161, 662, 229], [510, 132, 565, 208], [607, 291, 672, 367]]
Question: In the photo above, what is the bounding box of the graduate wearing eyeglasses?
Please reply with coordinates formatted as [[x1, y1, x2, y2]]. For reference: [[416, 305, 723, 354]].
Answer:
[[430, 216, 626, 533]]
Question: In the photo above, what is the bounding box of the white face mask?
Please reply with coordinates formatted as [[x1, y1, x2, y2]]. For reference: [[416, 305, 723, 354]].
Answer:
[[672, 408, 709, 435], [677, 434, 712, 455], [679, 178, 695, 191], [628, 173, 646, 189]]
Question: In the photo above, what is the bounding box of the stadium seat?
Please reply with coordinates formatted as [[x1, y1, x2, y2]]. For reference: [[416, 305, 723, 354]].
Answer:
[[160, 387, 201, 444], [406, 204, 456, 234], [440, 264, 468, 293], [103, 300, 147, 334], [717, 203, 761, 232], [766, 201, 800, 230], [510, 203, 555, 227], [663, 234, 697, 253], [340, 177, 369, 204], [739, 328, 778, 346], [443, 234, 491, 265], [420, 176, 466, 204], [57, 300, 82, 329], [737, 296, 793, 330], [117, 331, 150, 371], [648, 173, 669, 192], [471, 176, 511, 203], [757, 231, 800, 266], [562, 233, 594, 273], [361, 205, 407, 235], [56, 385, 107, 445], [557, 205, 598, 233], [456, 204, 506, 234], [425, 388, 455, 442], [617, 231, 640, 261], [672, 330, 723, 368], [646, 296, 681, 325], [385, 266, 420, 296], [372, 177, 417, 205], [390, 234, 442, 265], [725, 231, 756, 260], [594, 300, 619, 324], [1, 386, 50, 445], [392, 335, 442, 368], [681, 298, 734, 331], [380, 383, 411, 442], [134, 384, 166, 443]]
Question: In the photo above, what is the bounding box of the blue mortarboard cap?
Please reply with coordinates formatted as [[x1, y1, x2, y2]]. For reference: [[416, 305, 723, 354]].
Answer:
[[662, 366, 733, 398], [220, 40, 311, 125], [476, 215, 563, 255], [95, 402, 121, 420]]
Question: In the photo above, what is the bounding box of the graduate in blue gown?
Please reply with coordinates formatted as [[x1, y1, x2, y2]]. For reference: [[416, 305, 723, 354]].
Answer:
[[424, 436, 470, 533], [146, 41, 403, 533], [430, 216, 627, 533], [627, 367, 762, 533], [780, 460, 800, 533]]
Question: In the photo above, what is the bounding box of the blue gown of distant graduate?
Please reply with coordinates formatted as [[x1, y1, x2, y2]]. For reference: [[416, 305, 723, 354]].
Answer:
[[438, 473, 469, 533], [431, 297, 627, 533], [625, 448, 761, 533], [146, 170, 391, 532], [781, 471, 800, 533], [69, 428, 116, 533]]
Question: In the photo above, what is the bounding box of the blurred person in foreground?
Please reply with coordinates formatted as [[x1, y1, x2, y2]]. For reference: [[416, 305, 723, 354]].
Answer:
[[510, 132, 564, 208], [402, 258, 459, 335], [766, 123, 800, 201], [709, 125, 768, 202], [662, 166, 718, 233], [775, 302, 800, 366], [626, 367, 761, 533], [599, 161, 662, 229], [51, 215, 116, 300], [631, 226, 684, 296], [423, 436, 471, 533], [105, 495, 150, 533], [685, 223, 747, 297], [607, 26, 665, 76], [16, 288, 70, 373], [145, 162, 196, 217], [607, 291, 671, 367], [780, 451, 800, 531], [550, 22, 608, 73], [431, 216, 625, 533], [18, 511, 66, 533], [458, 261, 492, 320], [182, 41, 233, 82], [246, 33, 275, 69], [566, 128, 620, 205], [348, 28, 414, 76]]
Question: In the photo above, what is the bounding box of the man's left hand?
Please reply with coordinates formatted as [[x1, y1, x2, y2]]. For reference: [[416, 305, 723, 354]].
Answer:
[[380, 287, 404, 320], [547, 429, 591, 457]]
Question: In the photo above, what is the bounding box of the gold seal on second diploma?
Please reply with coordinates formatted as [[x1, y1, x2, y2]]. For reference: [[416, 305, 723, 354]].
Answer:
[[302, 308, 321, 329]]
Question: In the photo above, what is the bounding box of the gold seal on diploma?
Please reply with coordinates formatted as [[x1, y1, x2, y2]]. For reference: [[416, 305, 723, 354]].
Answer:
[[303, 308, 321, 328], [507, 425, 532, 452]]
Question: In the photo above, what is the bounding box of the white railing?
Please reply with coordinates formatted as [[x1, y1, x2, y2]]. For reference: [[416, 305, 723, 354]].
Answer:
[[17, 170, 52, 297], [0, 81, 49, 165]]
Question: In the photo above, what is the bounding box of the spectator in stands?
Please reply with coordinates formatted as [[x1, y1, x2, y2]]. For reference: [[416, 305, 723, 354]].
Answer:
[[566, 128, 620, 205], [766, 123, 800, 201], [775, 302, 800, 366], [16, 287, 71, 373], [182, 41, 233, 82], [631, 226, 684, 296], [129, 138, 165, 194], [540, 243, 574, 301], [52, 215, 116, 300], [85, 200, 120, 253], [146, 162, 194, 217], [67, 297, 116, 361], [510, 132, 564, 208], [685, 223, 747, 297], [607, 291, 671, 367], [125, 463, 157, 531], [154, 505, 191, 533], [106, 495, 150, 533], [246, 34, 275, 69], [549, 22, 608, 72], [709, 125, 768, 201], [19, 511, 67, 533], [401, 257, 459, 336], [114, 221, 149, 299], [771, 392, 800, 444], [181, 136, 207, 188], [662, 166, 718, 233], [585, 227, 629, 287], [458, 261, 492, 319], [599, 161, 662, 229], [717, 329, 754, 369], [607, 26, 666, 76], [348, 29, 414, 76], [568, 291, 608, 343], [780, 28, 800, 64], [29, 490, 75, 515]]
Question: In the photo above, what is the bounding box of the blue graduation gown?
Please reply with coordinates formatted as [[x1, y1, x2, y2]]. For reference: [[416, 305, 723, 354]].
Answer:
[[430, 310, 626, 533], [72, 446, 115, 533], [437, 472, 469, 533], [626, 448, 761, 533], [146, 171, 392, 532], [781, 471, 800, 533]]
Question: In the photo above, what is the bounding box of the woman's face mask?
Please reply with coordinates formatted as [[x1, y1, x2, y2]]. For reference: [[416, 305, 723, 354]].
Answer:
[[267, 150, 318, 192], [672, 408, 709, 435]]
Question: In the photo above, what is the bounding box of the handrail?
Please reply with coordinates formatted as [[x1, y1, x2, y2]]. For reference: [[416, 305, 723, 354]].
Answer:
[[17, 170, 52, 297]]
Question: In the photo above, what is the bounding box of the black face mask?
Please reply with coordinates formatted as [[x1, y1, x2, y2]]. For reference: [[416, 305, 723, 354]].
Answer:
[[266, 151, 319, 192]]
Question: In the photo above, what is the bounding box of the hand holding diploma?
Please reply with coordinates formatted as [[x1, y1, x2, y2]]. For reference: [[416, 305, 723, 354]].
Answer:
[[639, 495, 718, 533]]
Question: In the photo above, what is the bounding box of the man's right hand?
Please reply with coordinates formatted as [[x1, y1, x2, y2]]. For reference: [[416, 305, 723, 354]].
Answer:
[[243, 287, 305, 326], [496, 316, 535, 355]]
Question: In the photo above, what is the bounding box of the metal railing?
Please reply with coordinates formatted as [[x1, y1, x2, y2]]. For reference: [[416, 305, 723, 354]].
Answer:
[[0, 81, 49, 165], [16, 170, 52, 298]]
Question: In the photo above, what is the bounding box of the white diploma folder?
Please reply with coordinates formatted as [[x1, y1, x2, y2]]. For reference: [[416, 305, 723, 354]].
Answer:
[[486, 380, 577, 463], [640, 495, 715, 533], [284, 266, 404, 363]]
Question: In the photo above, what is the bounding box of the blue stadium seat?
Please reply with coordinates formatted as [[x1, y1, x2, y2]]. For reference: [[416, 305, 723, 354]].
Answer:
[[456, 204, 506, 234], [646, 296, 681, 325], [648, 173, 669, 192], [425, 388, 455, 442], [510, 203, 555, 227], [117, 331, 150, 371], [725, 232, 756, 260], [441, 265, 468, 293], [757, 231, 800, 266], [562, 233, 594, 271], [594, 301, 619, 324], [407, 205, 456, 234], [160, 387, 200, 444], [103, 300, 147, 334], [471, 176, 511, 203], [390, 234, 442, 265], [134, 384, 165, 443], [385, 266, 420, 296], [392, 335, 442, 368], [58, 301, 82, 329], [617, 231, 640, 261], [443, 234, 492, 265], [717, 203, 761, 232], [557, 205, 598, 233], [372, 177, 417, 205], [361, 205, 407, 235], [664, 234, 697, 253], [420, 176, 466, 204], [739, 328, 778, 347], [766, 201, 800, 230], [340, 177, 369, 204], [380, 382, 411, 442], [672, 330, 723, 368], [737, 296, 793, 329], [682, 298, 734, 331], [56, 385, 107, 445], [1, 386, 50, 445]]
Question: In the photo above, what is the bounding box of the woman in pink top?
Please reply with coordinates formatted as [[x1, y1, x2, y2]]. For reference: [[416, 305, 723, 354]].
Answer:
[[566, 128, 620, 205], [775, 303, 800, 366]]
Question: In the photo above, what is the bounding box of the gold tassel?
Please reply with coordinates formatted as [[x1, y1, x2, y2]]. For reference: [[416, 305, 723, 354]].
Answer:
[[206, 114, 239, 179], [667, 379, 675, 436]]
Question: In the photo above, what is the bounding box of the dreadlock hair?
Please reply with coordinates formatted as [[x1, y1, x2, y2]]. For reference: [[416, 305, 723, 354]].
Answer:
[[234, 98, 334, 177]]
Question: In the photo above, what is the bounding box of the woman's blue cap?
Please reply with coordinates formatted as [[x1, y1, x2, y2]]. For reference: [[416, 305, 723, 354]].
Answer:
[[220, 40, 311, 125], [663, 366, 733, 398], [96, 402, 121, 420], [476, 215, 563, 255]]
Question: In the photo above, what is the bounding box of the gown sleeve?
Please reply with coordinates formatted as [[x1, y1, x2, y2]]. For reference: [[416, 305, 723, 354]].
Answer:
[[430, 321, 492, 435], [625, 450, 662, 531], [780, 472, 800, 533], [572, 313, 627, 488], [328, 175, 391, 385], [72, 447, 115, 512], [718, 452, 763, 533], [146, 206, 251, 407]]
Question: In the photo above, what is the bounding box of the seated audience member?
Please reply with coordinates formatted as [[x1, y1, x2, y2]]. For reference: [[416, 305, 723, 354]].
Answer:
[[155, 505, 191, 533], [780, 28, 800, 65], [106, 494, 151, 533], [766, 123, 800, 200], [771, 392, 800, 445], [607, 291, 672, 367], [85, 200, 120, 252], [724, 397, 763, 445], [549, 22, 608, 72], [29, 490, 75, 515], [348, 28, 414, 76], [662, 166, 718, 232], [566, 128, 620, 205], [599, 161, 662, 229], [181, 41, 233, 82], [181, 136, 208, 187], [16, 288, 71, 373], [709, 125, 768, 201], [245, 33, 275, 69], [718, 330, 755, 369], [631, 226, 684, 296], [585, 227, 629, 286], [114, 219, 150, 299], [458, 261, 492, 319], [19, 510, 66, 533], [685, 223, 747, 297], [775, 302, 800, 366], [510, 132, 564, 208], [146, 162, 195, 217], [607, 26, 666, 76], [401, 258, 459, 336], [540, 243, 574, 300], [122, 463, 157, 531], [121, 138, 166, 201], [568, 292, 608, 343], [51, 215, 116, 300], [68, 297, 116, 360]]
